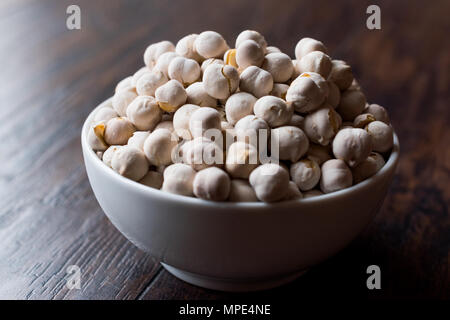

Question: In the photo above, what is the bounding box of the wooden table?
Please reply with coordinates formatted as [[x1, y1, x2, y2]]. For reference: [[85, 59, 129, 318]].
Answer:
[[0, 0, 448, 300]]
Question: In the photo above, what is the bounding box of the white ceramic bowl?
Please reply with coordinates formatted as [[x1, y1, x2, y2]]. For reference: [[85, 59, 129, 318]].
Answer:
[[82, 98, 400, 292]]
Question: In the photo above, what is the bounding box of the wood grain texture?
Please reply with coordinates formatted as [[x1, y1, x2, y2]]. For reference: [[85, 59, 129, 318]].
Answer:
[[0, 0, 448, 300]]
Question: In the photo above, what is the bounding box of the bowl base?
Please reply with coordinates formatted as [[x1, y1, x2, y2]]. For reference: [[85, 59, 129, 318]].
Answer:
[[161, 263, 308, 292]]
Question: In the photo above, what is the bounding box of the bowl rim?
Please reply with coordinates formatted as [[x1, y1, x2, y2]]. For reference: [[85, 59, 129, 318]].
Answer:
[[82, 98, 400, 209]]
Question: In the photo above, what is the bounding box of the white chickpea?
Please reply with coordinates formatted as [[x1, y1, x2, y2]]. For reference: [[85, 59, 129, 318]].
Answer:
[[289, 114, 305, 129], [320, 159, 353, 193], [269, 83, 289, 99], [111, 145, 149, 181], [189, 107, 222, 139], [175, 34, 204, 63], [127, 131, 150, 150], [143, 128, 178, 166], [182, 137, 224, 171], [228, 179, 258, 202], [155, 79, 187, 112], [353, 113, 376, 128], [332, 128, 373, 167], [290, 158, 321, 191], [104, 117, 136, 145], [225, 141, 259, 179], [249, 163, 290, 202], [336, 89, 367, 121], [224, 92, 257, 125], [144, 40, 175, 68], [193, 167, 230, 201], [271, 126, 309, 162], [286, 72, 329, 113], [239, 66, 273, 98], [303, 106, 342, 145], [136, 70, 168, 96], [296, 51, 332, 78], [88, 121, 108, 151], [168, 56, 201, 86], [306, 143, 331, 165], [115, 76, 134, 93], [153, 51, 179, 77], [185, 82, 217, 107], [328, 60, 353, 90], [200, 58, 224, 73], [102, 145, 121, 167], [112, 87, 138, 117], [203, 64, 239, 99], [194, 31, 229, 59], [253, 96, 293, 128], [284, 181, 303, 200], [223, 49, 238, 68], [173, 104, 200, 140], [139, 170, 163, 189], [154, 120, 175, 133], [363, 104, 390, 124], [262, 52, 294, 83], [131, 66, 152, 87], [352, 152, 385, 184], [365, 121, 394, 153], [235, 30, 267, 51], [126, 96, 162, 131], [303, 189, 324, 198], [161, 163, 196, 196], [234, 115, 270, 146], [236, 39, 265, 69], [295, 37, 328, 60], [326, 80, 341, 108], [94, 106, 118, 123]]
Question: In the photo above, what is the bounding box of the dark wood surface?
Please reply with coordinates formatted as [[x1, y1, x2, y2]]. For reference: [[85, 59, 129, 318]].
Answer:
[[0, 0, 448, 300]]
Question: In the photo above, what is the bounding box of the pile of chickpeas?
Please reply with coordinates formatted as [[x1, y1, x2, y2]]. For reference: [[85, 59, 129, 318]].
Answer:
[[88, 30, 394, 203]]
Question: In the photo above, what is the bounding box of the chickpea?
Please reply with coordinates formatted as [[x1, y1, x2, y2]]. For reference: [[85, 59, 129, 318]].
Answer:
[[102, 145, 121, 167], [228, 179, 258, 202], [284, 181, 303, 200], [185, 82, 217, 107], [131, 66, 152, 86], [295, 37, 328, 60], [139, 170, 163, 189], [320, 159, 353, 193], [161, 163, 196, 196], [127, 131, 150, 150], [289, 114, 305, 129], [306, 143, 331, 165], [111, 145, 149, 181], [193, 167, 230, 201], [144, 40, 175, 68], [353, 113, 376, 128], [236, 39, 265, 69], [286, 72, 329, 113], [271, 126, 309, 162], [225, 141, 259, 178], [303, 106, 342, 145], [363, 104, 390, 124], [175, 34, 204, 63], [223, 49, 238, 68], [136, 70, 168, 96], [365, 121, 393, 153], [332, 128, 373, 167], [249, 163, 290, 202], [326, 80, 341, 108], [265, 46, 281, 54], [352, 152, 385, 184], [269, 83, 289, 99], [182, 137, 224, 171], [153, 51, 179, 77], [253, 96, 293, 128], [94, 106, 118, 123], [234, 114, 269, 146], [296, 51, 332, 78], [336, 89, 367, 121], [104, 117, 136, 145], [143, 128, 178, 166], [262, 52, 294, 83], [112, 87, 138, 117], [225, 92, 257, 125], [239, 66, 273, 98], [168, 56, 201, 86], [203, 64, 239, 99], [290, 158, 321, 191], [235, 30, 267, 51], [155, 80, 187, 112], [126, 96, 162, 131], [189, 107, 222, 139], [200, 58, 224, 73], [173, 104, 200, 140], [115, 76, 134, 93], [88, 121, 108, 151], [194, 31, 229, 59], [328, 60, 353, 90]]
